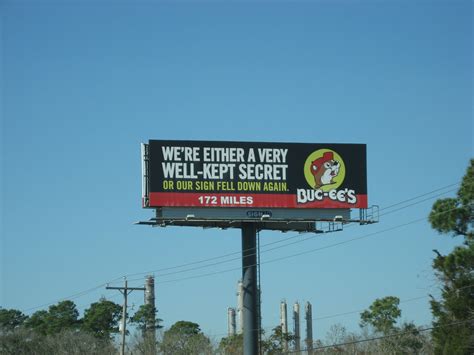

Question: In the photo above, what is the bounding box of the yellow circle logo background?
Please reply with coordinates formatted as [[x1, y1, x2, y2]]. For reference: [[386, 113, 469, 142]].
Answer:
[[304, 149, 346, 191]]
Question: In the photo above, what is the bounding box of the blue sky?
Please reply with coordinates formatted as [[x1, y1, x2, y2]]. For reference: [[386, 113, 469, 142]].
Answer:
[[1, 0, 472, 343]]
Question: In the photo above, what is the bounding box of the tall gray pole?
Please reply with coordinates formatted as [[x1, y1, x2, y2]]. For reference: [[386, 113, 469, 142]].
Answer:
[[242, 223, 258, 355]]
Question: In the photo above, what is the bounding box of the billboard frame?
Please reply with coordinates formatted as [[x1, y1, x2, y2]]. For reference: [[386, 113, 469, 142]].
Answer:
[[138, 140, 378, 355]]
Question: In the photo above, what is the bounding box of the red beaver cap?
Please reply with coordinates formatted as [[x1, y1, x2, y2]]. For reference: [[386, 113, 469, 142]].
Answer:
[[312, 152, 334, 167]]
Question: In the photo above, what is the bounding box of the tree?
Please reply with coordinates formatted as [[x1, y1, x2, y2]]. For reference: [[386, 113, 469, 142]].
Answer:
[[25, 300, 80, 335], [218, 333, 243, 355], [0, 327, 117, 355], [428, 159, 474, 354], [46, 300, 80, 334], [261, 325, 296, 354], [82, 298, 122, 339], [394, 322, 425, 354], [130, 303, 163, 333], [360, 296, 401, 334], [160, 321, 213, 355], [317, 320, 429, 354], [130, 304, 163, 354], [0, 308, 28, 332], [25, 309, 49, 335]]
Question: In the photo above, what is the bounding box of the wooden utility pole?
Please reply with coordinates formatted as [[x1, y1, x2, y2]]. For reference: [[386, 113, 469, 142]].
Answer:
[[106, 279, 145, 355]]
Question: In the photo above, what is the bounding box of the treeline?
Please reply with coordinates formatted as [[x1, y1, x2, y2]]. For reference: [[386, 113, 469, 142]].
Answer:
[[0, 298, 432, 355], [0, 298, 138, 354]]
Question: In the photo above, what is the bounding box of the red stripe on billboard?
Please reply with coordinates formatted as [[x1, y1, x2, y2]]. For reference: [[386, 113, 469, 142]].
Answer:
[[149, 192, 368, 209]]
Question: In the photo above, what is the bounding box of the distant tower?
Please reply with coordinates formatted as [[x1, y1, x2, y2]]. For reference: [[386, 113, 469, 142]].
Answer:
[[293, 302, 301, 353], [305, 302, 313, 355], [144, 276, 156, 355], [237, 280, 244, 334], [280, 300, 288, 351], [227, 307, 236, 336]]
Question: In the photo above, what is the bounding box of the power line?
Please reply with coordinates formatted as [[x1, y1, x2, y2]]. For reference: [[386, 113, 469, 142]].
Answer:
[[313, 284, 474, 323], [146, 206, 459, 285], [378, 183, 459, 212], [338, 186, 458, 232], [22, 282, 114, 313], [312, 296, 427, 322], [121, 184, 460, 282], [378, 188, 458, 217], [18, 182, 460, 313], [22, 190, 460, 313]]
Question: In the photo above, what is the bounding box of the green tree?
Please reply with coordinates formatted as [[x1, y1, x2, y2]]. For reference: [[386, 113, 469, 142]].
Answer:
[[0, 308, 28, 331], [25, 309, 49, 335], [428, 159, 474, 354], [360, 296, 401, 334], [394, 322, 425, 354], [261, 325, 296, 354], [160, 320, 213, 355], [82, 298, 122, 339], [25, 300, 80, 335], [130, 303, 163, 333], [46, 300, 80, 334], [218, 333, 243, 355]]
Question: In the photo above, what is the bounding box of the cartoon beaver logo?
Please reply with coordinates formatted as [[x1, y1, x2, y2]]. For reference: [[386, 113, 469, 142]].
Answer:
[[311, 151, 340, 188], [304, 149, 346, 191]]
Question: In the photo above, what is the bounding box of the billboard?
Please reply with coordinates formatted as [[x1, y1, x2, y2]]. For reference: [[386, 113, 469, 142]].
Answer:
[[143, 140, 367, 210]]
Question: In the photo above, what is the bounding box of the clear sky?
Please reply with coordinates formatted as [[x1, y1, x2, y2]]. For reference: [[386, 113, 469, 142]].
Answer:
[[1, 0, 472, 344]]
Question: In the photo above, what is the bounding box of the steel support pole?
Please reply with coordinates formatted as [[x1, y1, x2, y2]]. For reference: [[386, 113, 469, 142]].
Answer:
[[242, 223, 258, 355]]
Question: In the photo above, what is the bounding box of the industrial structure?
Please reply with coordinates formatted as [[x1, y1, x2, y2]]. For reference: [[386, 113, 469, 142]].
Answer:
[[305, 302, 313, 354], [280, 300, 289, 351], [237, 279, 244, 334], [293, 302, 301, 353], [144, 275, 157, 354], [227, 307, 237, 336]]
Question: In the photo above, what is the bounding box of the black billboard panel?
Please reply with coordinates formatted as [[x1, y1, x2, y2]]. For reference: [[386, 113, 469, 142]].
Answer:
[[144, 140, 367, 209]]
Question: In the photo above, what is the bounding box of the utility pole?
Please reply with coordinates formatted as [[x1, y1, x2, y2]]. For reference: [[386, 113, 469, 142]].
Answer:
[[106, 279, 145, 355]]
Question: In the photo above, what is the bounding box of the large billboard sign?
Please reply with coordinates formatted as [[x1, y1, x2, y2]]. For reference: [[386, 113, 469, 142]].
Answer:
[[143, 140, 367, 210]]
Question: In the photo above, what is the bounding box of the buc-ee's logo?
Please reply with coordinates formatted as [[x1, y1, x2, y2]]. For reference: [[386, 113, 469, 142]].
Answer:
[[297, 149, 357, 205]]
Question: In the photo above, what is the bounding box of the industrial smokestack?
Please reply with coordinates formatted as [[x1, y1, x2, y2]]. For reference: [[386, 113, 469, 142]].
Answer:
[[280, 300, 288, 351], [227, 307, 236, 336], [237, 280, 244, 334], [144, 275, 156, 355], [293, 302, 300, 353], [305, 302, 313, 355]]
